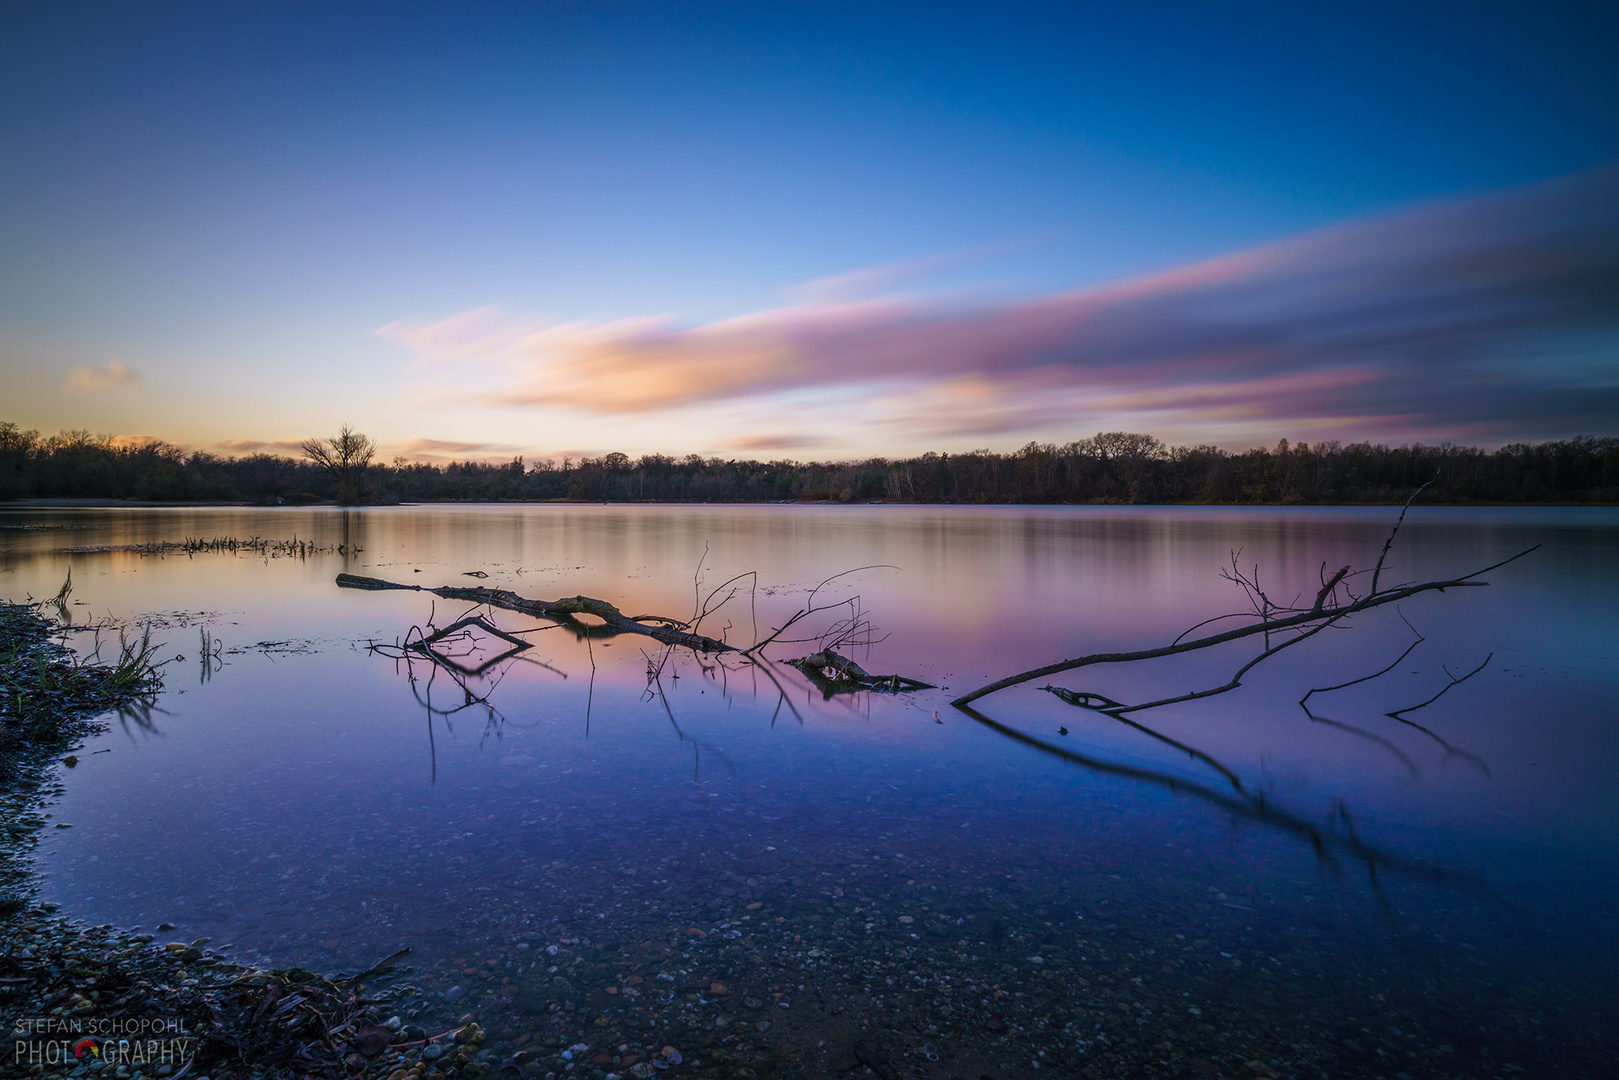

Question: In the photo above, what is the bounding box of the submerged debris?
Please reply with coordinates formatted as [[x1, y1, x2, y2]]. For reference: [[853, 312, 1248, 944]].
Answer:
[[787, 649, 934, 694], [0, 914, 466, 1079]]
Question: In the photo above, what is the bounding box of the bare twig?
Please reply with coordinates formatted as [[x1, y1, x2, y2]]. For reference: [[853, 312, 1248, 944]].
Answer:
[[1388, 652, 1493, 720], [1299, 612, 1426, 712], [1044, 687, 1247, 791], [743, 565, 896, 656], [1371, 478, 1434, 594]]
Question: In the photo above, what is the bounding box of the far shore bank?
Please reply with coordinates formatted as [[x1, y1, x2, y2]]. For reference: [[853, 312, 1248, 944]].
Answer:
[[4, 496, 1618, 510]]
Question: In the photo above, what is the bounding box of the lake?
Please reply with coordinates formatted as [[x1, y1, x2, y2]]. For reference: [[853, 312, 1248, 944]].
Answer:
[[3, 504, 1616, 1078]]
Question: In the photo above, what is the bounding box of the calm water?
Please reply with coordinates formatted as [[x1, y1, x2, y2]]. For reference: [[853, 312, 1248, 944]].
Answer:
[[4, 504, 1617, 1078]]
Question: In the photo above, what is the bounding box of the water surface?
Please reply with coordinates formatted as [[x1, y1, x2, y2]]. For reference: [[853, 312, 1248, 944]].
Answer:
[[4, 504, 1616, 1078]]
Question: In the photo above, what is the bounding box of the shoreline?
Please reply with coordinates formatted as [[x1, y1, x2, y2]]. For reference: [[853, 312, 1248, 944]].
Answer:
[[0, 602, 488, 1079]]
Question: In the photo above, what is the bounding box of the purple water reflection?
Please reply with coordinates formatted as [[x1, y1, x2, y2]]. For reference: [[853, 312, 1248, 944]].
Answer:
[[6, 504, 1616, 1075]]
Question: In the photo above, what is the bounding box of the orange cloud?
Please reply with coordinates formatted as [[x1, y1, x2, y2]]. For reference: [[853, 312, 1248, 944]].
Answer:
[[218, 439, 308, 453], [64, 361, 135, 394], [395, 437, 524, 455]]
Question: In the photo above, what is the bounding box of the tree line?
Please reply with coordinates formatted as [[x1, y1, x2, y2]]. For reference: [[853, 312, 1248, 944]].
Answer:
[[2, 421, 1615, 505]]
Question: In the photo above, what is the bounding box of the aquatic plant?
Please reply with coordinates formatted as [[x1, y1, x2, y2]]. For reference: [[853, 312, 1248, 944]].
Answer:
[[0, 582, 168, 768]]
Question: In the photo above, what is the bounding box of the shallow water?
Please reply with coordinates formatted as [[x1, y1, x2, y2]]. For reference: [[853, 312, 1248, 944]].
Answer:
[[4, 504, 1617, 1077]]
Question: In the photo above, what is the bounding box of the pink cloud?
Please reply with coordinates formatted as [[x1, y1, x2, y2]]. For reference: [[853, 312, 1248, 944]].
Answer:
[[722, 432, 829, 451], [381, 167, 1619, 442]]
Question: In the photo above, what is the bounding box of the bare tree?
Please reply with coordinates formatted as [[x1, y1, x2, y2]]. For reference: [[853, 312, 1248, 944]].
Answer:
[[300, 424, 376, 504]]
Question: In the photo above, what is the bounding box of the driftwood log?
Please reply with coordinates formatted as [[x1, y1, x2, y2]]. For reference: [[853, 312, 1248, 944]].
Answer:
[[335, 574, 735, 653]]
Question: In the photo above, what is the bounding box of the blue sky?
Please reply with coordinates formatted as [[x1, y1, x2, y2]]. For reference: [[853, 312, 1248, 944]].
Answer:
[[3, 1, 1616, 460]]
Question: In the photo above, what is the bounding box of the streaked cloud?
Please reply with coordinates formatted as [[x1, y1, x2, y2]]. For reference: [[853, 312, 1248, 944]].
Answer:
[[396, 437, 524, 455], [786, 236, 1041, 305], [64, 361, 135, 394], [723, 432, 829, 451], [218, 439, 308, 453], [382, 169, 1619, 446]]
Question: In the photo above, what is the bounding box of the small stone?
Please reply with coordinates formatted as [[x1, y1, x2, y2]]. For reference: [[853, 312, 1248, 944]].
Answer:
[[444, 985, 466, 1003], [709, 982, 727, 996], [352, 1026, 393, 1056]]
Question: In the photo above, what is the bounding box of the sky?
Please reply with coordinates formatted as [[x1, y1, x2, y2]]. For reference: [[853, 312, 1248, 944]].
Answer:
[[2, 1, 1616, 463]]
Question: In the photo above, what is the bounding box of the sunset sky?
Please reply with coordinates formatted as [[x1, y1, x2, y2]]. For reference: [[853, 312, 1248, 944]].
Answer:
[[3, 2, 1616, 463]]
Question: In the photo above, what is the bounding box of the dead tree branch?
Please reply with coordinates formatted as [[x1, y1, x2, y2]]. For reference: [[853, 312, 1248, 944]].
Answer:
[[952, 544, 1536, 707], [337, 574, 736, 653], [1372, 478, 1434, 595]]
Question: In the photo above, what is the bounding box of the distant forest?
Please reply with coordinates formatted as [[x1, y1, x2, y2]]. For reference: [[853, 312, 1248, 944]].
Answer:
[[2, 422, 1616, 505]]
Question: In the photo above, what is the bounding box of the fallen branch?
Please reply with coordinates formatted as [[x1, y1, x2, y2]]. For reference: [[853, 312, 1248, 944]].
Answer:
[[336, 574, 735, 653], [952, 545, 1537, 707]]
